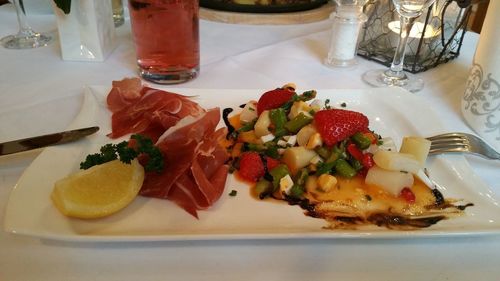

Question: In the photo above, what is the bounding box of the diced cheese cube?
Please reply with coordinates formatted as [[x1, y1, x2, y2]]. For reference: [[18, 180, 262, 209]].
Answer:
[[317, 174, 337, 192], [277, 140, 288, 147], [287, 135, 297, 146], [309, 155, 323, 165], [260, 133, 275, 143], [279, 175, 294, 195]]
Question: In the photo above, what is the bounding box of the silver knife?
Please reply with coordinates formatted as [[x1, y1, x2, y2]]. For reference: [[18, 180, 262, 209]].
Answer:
[[0, 126, 99, 156]]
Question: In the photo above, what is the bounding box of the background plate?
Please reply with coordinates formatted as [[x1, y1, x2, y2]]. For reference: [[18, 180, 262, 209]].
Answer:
[[4, 86, 500, 242], [199, 0, 328, 13]]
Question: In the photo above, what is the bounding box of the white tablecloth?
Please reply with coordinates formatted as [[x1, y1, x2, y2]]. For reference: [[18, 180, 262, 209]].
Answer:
[[1, 4, 500, 281]]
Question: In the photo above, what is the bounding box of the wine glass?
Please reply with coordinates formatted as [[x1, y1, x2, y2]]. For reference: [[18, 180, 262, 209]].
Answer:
[[1, 0, 53, 49], [362, 0, 437, 92]]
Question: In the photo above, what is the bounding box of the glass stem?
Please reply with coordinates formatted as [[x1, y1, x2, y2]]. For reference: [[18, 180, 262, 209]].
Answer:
[[388, 15, 417, 78], [12, 0, 35, 36]]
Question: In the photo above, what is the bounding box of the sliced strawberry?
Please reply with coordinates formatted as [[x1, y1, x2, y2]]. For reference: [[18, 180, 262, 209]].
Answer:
[[257, 89, 294, 114], [238, 152, 265, 182], [313, 109, 369, 146]]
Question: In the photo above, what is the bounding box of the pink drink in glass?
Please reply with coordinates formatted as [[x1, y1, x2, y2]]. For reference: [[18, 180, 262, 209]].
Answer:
[[128, 0, 199, 84]]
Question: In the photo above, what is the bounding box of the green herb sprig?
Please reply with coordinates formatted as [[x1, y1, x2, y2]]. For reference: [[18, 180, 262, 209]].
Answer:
[[80, 134, 164, 173]]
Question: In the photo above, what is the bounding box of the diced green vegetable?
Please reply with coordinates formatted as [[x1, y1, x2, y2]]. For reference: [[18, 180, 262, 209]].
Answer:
[[326, 145, 345, 163], [264, 142, 280, 159], [334, 159, 357, 178], [298, 90, 317, 102], [315, 146, 330, 159], [294, 168, 309, 186], [289, 184, 305, 199], [238, 120, 256, 133], [351, 132, 372, 150], [244, 143, 266, 152], [269, 164, 290, 191], [349, 158, 364, 171], [315, 161, 336, 176], [255, 179, 272, 198], [284, 113, 313, 133], [270, 108, 287, 137]]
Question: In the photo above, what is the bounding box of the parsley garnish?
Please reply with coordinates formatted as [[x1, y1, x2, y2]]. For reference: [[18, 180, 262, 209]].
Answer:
[[80, 134, 163, 173]]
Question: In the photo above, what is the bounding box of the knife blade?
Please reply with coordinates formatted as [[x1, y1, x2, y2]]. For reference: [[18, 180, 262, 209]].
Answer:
[[0, 126, 99, 156]]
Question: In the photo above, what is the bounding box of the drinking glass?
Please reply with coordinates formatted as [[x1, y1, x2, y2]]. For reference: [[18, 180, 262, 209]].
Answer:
[[362, 0, 437, 92], [1, 0, 53, 49], [128, 0, 199, 84]]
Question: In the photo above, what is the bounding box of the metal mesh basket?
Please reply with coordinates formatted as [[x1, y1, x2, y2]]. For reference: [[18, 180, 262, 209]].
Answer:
[[357, 0, 473, 73]]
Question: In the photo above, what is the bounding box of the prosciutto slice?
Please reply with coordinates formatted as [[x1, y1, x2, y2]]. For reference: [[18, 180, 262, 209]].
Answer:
[[139, 108, 229, 218], [107, 78, 205, 142], [106, 78, 230, 218]]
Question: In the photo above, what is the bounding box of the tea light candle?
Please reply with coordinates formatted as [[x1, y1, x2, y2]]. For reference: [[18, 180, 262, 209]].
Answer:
[[387, 20, 440, 57], [387, 21, 440, 39]]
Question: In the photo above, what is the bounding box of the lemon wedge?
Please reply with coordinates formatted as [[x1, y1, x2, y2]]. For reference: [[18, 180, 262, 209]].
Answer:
[[51, 159, 145, 219]]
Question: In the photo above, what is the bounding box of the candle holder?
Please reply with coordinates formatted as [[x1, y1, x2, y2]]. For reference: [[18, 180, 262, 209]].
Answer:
[[357, 0, 476, 74]]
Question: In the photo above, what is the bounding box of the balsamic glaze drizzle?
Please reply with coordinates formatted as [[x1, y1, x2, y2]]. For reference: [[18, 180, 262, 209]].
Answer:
[[222, 108, 234, 140]]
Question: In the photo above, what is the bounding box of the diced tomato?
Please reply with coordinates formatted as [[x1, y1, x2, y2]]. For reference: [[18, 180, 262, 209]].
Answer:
[[361, 153, 374, 169], [400, 187, 416, 204], [265, 157, 281, 171], [347, 143, 364, 161], [238, 152, 265, 182]]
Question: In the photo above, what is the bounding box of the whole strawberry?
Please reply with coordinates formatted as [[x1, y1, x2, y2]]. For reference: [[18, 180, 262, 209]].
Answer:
[[238, 152, 264, 182], [257, 88, 294, 114], [314, 109, 369, 146]]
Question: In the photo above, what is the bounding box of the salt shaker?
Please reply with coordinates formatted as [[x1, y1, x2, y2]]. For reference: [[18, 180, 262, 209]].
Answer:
[[461, 0, 500, 151], [324, 0, 368, 67]]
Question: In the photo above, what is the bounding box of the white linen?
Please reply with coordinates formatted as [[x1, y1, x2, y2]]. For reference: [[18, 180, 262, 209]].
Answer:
[[1, 3, 500, 281]]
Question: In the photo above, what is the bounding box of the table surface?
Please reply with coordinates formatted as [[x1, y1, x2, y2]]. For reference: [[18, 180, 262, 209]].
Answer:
[[1, 4, 500, 281]]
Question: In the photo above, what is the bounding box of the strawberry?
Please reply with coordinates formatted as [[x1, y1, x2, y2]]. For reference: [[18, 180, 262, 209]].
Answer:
[[257, 89, 294, 114], [238, 152, 265, 182], [313, 109, 369, 146]]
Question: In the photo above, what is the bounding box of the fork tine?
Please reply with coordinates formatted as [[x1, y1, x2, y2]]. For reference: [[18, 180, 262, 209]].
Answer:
[[427, 132, 500, 160], [429, 138, 468, 146], [430, 142, 468, 149], [429, 145, 469, 154], [427, 134, 467, 142]]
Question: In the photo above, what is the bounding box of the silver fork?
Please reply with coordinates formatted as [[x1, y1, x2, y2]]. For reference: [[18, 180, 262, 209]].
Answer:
[[427, 132, 500, 160]]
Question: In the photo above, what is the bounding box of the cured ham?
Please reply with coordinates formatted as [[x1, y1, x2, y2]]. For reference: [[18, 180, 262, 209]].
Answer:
[[107, 78, 205, 142], [106, 78, 229, 218], [139, 109, 229, 218]]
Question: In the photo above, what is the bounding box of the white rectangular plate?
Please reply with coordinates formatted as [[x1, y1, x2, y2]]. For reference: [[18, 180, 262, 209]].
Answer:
[[4, 86, 500, 242]]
